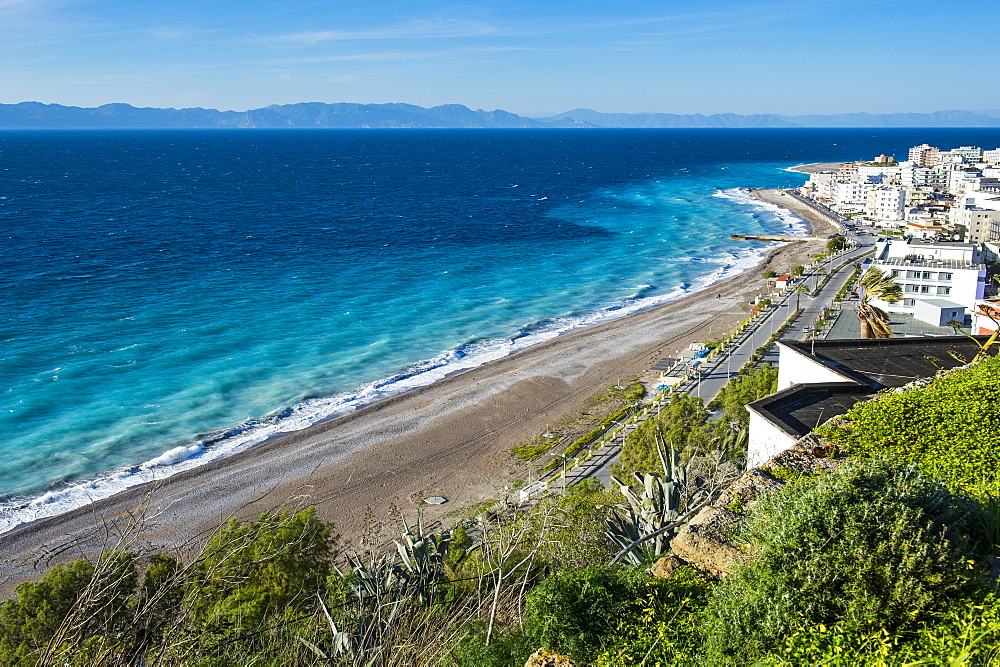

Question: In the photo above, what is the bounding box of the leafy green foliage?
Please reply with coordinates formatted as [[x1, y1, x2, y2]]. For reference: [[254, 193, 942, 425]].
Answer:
[[818, 355, 1000, 496], [595, 567, 712, 666], [616, 392, 709, 476], [703, 459, 982, 662], [0, 558, 96, 663], [767, 587, 1000, 665], [448, 621, 536, 667], [522, 568, 649, 664], [826, 235, 847, 251], [510, 443, 551, 461], [186, 507, 335, 637], [710, 363, 778, 428], [763, 269, 778, 278], [516, 478, 617, 572], [0, 552, 143, 665]]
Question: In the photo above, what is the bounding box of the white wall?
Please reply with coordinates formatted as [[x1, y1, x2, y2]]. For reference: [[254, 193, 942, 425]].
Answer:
[[776, 342, 852, 390], [912, 299, 966, 327], [747, 410, 798, 469]]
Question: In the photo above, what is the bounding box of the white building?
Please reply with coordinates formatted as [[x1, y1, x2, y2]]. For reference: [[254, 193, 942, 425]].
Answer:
[[866, 238, 987, 325], [950, 192, 1000, 242], [908, 144, 939, 167], [947, 166, 984, 195], [856, 164, 902, 184], [865, 188, 906, 221], [984, 148, 1000, 166], [829, 179, 870, 214], [900, 163, 949, 190], [746, 338, 992, 468]]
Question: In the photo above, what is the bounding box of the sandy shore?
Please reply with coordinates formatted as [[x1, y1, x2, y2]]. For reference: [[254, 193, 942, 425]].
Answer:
[[790, 162, 844, 174], [0, 188, 836, 590]]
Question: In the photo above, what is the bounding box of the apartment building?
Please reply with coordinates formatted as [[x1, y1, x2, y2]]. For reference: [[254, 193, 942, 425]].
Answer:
[[950, 192, 1000, 242], [908, 144, 940, 167], [865, 188, 906, 221], [866, 238, 987, 326]]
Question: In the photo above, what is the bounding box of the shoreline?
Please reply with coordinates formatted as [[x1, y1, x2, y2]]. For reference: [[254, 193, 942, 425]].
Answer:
[[0, 187, 834, 590], [788, 161, 844, 174], [0, 238, 770, 533]]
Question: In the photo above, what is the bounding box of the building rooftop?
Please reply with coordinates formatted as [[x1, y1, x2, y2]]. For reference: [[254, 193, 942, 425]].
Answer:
[[824, 308, 965, 339], [901, 239, 977, 249], [877, 257, 980, 270], [781, 336, 990, 390], [748, 336, 995, 441], [747, 383, 870, 440]]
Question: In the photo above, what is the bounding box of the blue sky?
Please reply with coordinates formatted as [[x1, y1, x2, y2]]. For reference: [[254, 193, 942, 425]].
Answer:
[[2, 0, 998, 115]]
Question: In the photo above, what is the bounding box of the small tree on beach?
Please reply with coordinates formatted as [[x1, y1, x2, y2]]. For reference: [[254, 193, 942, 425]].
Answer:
[[856, 268, 902, 339], [792, 265, 805, 277]]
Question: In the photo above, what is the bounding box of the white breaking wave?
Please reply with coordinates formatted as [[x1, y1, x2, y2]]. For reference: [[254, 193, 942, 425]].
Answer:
[[0, 231, 778, 535], [712, 187, 811, 237]]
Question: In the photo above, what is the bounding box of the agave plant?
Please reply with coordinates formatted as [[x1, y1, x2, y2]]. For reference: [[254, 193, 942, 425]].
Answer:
[[395, 513, 450, 604], [605, 441, 706, 566], [856, 267, 902, 339]]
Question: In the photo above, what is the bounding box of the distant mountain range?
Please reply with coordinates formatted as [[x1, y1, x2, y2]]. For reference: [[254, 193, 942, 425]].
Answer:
[[2, 101, 1000, 129], [542, 108, 1000, 128]]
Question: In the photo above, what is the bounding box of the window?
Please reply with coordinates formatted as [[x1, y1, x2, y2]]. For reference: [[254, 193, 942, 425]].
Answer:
[[906, 270, 920, 279], [939, 273, 952, 281], [937, 286, 951, 296], [905, 284, 919, 293], [922, 271, 933, 279], [891, 270, 902, 278], [920, 285, 931, 293], [903, 298, 916, 306]]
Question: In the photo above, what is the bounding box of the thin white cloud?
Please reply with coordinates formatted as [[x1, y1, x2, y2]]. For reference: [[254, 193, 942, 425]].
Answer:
[[280, 44, 534, 65], [275, 18, 497, 46]]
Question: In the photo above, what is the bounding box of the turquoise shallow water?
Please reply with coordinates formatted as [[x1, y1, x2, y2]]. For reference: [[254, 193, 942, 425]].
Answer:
[[3, 127, 1000, 531]]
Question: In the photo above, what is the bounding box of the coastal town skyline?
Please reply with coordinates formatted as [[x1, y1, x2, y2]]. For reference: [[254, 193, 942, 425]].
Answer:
[[2, 0, 999, 116]]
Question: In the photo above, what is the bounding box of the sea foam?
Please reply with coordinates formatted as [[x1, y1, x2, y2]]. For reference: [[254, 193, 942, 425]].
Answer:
[[0, 238, 775, 535]]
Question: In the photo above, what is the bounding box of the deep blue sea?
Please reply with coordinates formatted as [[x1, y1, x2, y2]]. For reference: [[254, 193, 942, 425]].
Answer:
[[3, 128, 1000, 530]]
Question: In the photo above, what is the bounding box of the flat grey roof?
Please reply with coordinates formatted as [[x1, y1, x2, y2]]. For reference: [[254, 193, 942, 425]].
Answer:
[[919, 299, 965, 309], [749, 335, 996, 440], [877, 257, 982, 270], [782, 336, 992, 390]]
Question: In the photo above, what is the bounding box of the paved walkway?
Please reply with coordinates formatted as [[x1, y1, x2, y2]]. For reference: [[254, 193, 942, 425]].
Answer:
[[527, 237, 875, 495]]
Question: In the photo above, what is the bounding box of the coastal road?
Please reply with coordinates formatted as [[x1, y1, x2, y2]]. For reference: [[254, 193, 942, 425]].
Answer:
[[680, 240, 874, 401], [564, 239, 874, 490]]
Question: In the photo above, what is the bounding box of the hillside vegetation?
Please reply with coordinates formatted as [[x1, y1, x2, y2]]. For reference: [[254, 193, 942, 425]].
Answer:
[[1, 361, 999, 665]]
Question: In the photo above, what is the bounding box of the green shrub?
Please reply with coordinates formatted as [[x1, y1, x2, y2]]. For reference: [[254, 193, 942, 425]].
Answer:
[[703, 459, 982, 662], [184, 507, 335, 637], [510, 443, 552, 461], [616, 393, 709, 476], [767, 587, 1000, 665], [449, 621, 536, 667], [595, 566, 711, 666], [710, 363, 778, 428], [818, 355, 1000, 496], [0, 558, 97, 663], [522, 568, 647, 663]]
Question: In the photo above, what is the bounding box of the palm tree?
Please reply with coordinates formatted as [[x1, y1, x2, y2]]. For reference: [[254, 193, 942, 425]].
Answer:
[[795, 283, 809, 311], [812, 267, 826, 292], [856, 267, 902, 339]]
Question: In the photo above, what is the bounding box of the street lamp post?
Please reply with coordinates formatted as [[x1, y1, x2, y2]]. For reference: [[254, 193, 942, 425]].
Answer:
[[550, 453, 570, 494]]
